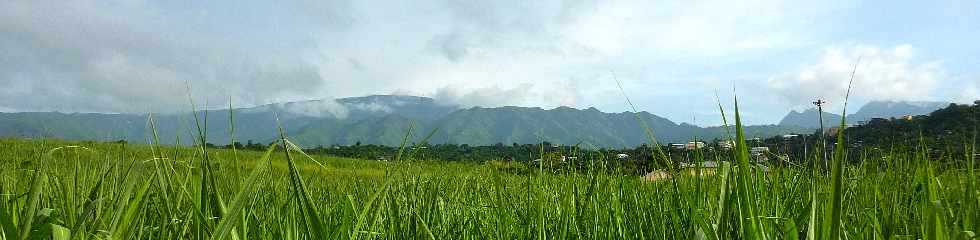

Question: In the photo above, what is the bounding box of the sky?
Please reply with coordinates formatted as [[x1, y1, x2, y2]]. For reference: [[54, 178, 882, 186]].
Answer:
[[1, 0, 979, 126]]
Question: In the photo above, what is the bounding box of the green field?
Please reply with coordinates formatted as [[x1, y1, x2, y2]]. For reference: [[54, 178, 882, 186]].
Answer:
[[0, 125, 978, 239]]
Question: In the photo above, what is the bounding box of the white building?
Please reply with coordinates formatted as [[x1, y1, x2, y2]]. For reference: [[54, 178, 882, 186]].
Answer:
[[750, 147, 769, 156], [685, 141, 706, 150], [716, 140, 734, 150]]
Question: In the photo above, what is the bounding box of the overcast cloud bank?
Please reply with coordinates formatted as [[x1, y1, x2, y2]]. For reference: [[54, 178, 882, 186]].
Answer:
[[2, 0, 978, 125]]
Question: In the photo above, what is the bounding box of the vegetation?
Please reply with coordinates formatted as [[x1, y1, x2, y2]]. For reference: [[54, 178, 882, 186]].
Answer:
[[846, 101, 980, 148], [1, 98, 978, 239]]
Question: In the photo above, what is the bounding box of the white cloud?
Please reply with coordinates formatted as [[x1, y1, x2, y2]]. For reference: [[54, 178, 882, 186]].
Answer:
[[768, 45, 945, 110], [277, 100, 350, 118], [7, 0, 975, 127], [0, 0, 330, 113], [1, 0, 839, 114], [242, 99, 350, 118], [300, 0, 846, 113], [348, 102, 394, 113], [433, 84, 534, 108], [562, 0, 824, 59]]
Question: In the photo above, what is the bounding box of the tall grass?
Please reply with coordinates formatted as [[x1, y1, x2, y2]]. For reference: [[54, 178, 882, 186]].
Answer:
[[0, 135, 977, 239]]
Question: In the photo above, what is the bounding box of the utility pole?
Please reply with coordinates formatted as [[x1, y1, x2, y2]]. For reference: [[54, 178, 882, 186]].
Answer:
[[813, 99, 828, 171]]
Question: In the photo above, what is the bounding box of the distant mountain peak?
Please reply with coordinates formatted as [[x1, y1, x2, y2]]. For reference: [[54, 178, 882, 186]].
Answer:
[[850, 100, 950, 122], [778, 108, 841, 128]]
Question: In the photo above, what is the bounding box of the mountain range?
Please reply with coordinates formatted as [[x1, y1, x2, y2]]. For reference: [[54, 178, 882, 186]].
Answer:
[[778, 101, 951, 129], [2, 95, 938, 148], [287, 105, 807, 148]]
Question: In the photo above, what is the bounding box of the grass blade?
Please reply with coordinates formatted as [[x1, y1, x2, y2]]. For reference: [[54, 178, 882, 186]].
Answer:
[[828, 57, 860, 240], [732, 93, 764, 239], [277, 121, 326, 238], [211, 143, 277, 240], [17, 171, 46, 240]]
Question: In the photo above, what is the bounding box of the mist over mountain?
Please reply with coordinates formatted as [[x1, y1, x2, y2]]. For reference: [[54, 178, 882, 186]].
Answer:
[[0, 95, 811, 147], [778, 100, 950, 128], [242, 95, 458, 121]]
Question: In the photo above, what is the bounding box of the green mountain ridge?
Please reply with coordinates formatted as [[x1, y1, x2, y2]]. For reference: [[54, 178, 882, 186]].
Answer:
[[1, 95, 811, 147], [290, 105, 809, 147]]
